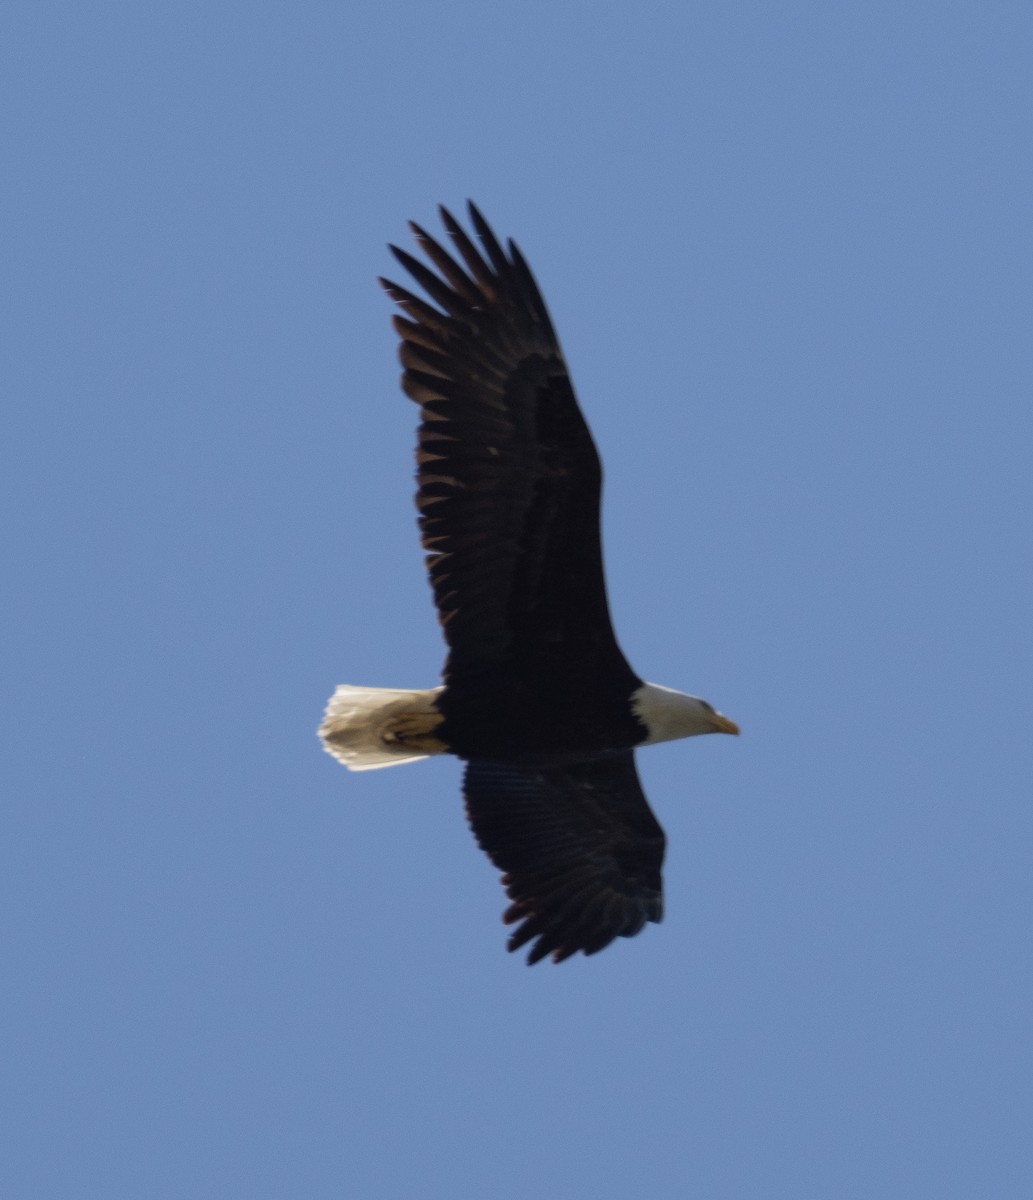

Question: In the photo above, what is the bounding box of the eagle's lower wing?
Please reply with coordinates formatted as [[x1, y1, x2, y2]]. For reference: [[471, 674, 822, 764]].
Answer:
[[463, 754, 665, 964]]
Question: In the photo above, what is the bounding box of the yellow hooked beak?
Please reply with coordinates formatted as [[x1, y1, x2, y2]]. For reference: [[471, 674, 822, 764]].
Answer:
[[710, 713, 740, 736]]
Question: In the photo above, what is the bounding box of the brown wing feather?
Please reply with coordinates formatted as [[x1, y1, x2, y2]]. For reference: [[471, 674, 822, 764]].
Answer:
[[463, 754, 665, 964], [381, 204, 638, 696]]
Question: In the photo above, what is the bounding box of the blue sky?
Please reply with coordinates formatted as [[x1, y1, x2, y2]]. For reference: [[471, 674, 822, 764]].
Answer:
[[4, 3, 1032, 1196]]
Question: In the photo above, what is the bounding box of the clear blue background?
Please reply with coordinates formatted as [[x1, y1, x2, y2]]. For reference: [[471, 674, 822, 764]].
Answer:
[[4, 3, 1031, 1196]]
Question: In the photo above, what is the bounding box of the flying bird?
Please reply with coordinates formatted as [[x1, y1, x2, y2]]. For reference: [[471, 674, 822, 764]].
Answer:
[[320, 203, 738, 964]]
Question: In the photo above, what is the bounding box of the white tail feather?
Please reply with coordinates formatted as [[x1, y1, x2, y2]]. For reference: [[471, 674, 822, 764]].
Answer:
[[318, 684, 445, 771]]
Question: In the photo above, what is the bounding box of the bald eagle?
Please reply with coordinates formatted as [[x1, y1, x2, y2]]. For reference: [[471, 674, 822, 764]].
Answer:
[[320, 203, 738, 964]]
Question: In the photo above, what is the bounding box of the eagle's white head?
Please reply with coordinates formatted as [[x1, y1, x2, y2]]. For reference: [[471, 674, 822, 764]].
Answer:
[[631, 682, 739, 745]]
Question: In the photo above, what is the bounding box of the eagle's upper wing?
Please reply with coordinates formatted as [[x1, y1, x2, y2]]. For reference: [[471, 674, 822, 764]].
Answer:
[[381, 203, 637, 696], [462, 754, 665, 964]]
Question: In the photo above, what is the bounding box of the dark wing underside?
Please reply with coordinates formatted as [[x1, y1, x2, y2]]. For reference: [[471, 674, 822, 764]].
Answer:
[[381, 203, 638, 695], [463, 754, 665, 964]]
